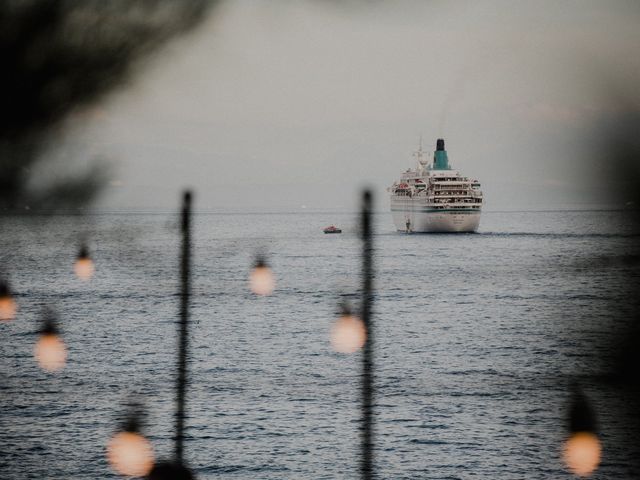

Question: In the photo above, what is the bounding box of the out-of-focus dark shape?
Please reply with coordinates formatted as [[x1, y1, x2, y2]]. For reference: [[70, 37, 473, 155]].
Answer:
[[74, 244, 94, 280], [360, 189, 374, 480], [174, 190, 193, 469], [0, 0, 213, 212], [34, 309, 66, 372], [107, 403, 155, 477], [597, 101, 640, 364], [112, 192, 197, 479], [580, 86, 640, 472], [147, 461, 195, 480], [568, 384, 598, 434], [0, 279, 17, 321], [587, 92, 640, 208], [562, 385, 601, 477]]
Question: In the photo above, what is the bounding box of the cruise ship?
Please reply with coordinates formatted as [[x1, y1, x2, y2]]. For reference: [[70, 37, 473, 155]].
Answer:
[[389, 139, 483, 232]]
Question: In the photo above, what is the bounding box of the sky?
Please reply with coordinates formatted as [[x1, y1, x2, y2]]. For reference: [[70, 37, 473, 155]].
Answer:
[[53, 0, 640, 211]]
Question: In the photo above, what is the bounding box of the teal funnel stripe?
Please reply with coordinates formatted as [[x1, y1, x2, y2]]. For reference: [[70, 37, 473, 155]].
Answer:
[[433, 150, 449, 170]]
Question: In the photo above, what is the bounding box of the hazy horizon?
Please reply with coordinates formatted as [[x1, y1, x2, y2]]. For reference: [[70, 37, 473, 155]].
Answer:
[[45, 0, 640, 212]]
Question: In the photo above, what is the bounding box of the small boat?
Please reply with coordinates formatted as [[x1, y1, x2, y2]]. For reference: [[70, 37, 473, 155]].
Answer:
[[323, 225, 342, 234]]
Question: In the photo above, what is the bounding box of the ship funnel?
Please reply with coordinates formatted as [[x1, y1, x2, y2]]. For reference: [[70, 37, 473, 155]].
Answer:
[[433, 138, 450, 170]]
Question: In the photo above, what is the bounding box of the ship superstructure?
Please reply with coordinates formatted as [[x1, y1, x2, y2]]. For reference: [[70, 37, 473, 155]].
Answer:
[[389, 138, 483, 232]]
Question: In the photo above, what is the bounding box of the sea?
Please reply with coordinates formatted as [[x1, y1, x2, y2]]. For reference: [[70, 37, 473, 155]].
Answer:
[[1, 209, 639, 479]]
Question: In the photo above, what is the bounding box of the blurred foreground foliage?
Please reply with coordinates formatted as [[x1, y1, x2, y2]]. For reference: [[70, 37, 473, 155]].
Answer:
[[0, 0, 214, 212]]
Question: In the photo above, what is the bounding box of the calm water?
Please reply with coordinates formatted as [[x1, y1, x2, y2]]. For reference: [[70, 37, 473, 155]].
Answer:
[[1, 209, 639, 479]]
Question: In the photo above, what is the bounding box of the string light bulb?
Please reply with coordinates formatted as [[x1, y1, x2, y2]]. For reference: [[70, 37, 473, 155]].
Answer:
[[249, 257, 275, 296], [74, 245, 94, 281], [562, 385, 601, 477], [107, 412, 155, 478], [563, 432, 601, 477], [330, 304, 367, 353], [0, 280, 17, 321], [34, 312, 67, 372]]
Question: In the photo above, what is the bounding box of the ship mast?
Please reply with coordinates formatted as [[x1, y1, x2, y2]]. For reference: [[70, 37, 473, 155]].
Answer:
[[413, 135, 429, 175]]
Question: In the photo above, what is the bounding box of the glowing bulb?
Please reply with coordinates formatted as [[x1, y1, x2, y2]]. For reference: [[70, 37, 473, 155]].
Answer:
[[74, 246, 94, 281], [563, 432, 601, 477], [107, 431, 155, 477], [0, 281, 16, 321], [74, 257, 94, 280], [250, 259, 275, 295], [34, 333, 67, 372], [0, 288, 16, 321], [331, 314, 367, 353]]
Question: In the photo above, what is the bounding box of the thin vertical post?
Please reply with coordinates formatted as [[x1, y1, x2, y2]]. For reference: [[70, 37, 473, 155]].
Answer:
[[360, 190, 374, 479], [176, 190, 192, 463]]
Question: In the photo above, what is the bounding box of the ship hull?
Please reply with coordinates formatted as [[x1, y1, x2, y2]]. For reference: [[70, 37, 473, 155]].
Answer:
[[391, 207, 481, 233]]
